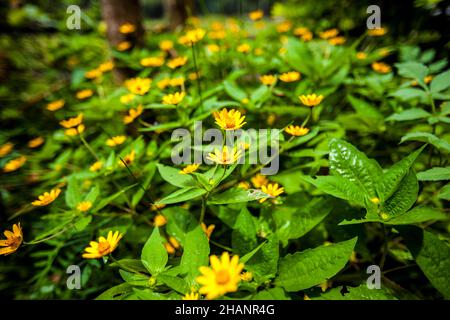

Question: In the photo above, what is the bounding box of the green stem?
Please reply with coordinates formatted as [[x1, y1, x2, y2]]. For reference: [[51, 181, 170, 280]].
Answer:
[[191, 42, 204, 112], [80, 134, 100, 161]]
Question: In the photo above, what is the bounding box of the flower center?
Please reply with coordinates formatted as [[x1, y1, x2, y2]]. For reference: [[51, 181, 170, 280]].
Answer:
[[216, 270, 230, 285], [6, 236, 21, 248], [98, 241, 111, 255]]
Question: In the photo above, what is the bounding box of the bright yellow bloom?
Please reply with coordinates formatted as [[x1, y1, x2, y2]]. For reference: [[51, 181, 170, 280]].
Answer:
[[356, 52, 367, 60], [106, 135, 127, 147], [183, 291, 200, 300], [150, 203, 166, 211], [164, 242, 176, 254], [0, 142, 14, 157], [159, 40, 173, 51], [319, 28, 339, 39], [120, 93, 135, 104], [251, 174, 268, 188], [209, 30, 226, 40], [181, 28, 206, 45], [123, 105, 143, 124], [3, 156, 26, 173], [28, 136, 44, 148], [162, 91, 185, 105], [125, 77, 152, 95], [117, 41, 131, 51], [140, 56, 164, 67], [60, 114, 83, 128], [301, 31, 313, 41], [119, 149, 136, 167], [201, 223, 215, 240], [179, 164, 200, 175], [368, 27, 387, 36], [279, 71, 300, 82], [372, 62, 391, 73], [299, 94, 324, 107], [196, 252, 244, 300], [240, 271, 253, 282], [370, 197, 380, 204], [285, 125, 310, 136], [65, 124, 85, 136], [189, 72, 200, 81], [213, 108, 246, 130], [119, 22, 136, 34], [157, 78, 171, 90], [249, 9, 264, 21], [90, 161, 103, 172], [294, 27, 309, 36], [169, 77, 185, 87], [238, 181, 250, 190], [328, 36, 346, 45], [99, 60, 114, 72], [259, 183, 284, 203], [169, 236, 180, 249], [167, 56, 188, 69], [206, 44, 220, 53], [260, 74, 276, 86], [237, 43, 250, 53], [85, 68, 102, 79], [207, 146, 242, 165], [276, 21, 292, 33], [46, 99, 65, 111], [153, 214, 167, 227], [424, 75, 433, 84], [31, 188, 61, 206], [0, 223, 23, 256], [82, 231, 123, 259], [77, 201, 92, 212]]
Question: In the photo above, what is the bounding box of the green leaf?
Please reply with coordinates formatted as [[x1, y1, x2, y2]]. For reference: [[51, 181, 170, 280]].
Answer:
[[395, 62, 429, 86], [302, 176, 365, 205], [314, 284, 397, 300], [275, 237, 357, 292], [417, 167, 450, 181], [180, 224, 210, 285], [156, 187, 206, 205], [438, 183, 450, 200], [430, 69, 450, 93], [208, 188, 267, 205], [141, 228, 168, 276], [400, 132, 450, 153], [246, 235, 279, 283], [347, 94, 383, 120], [74, 216, 92, 232], [389, 88, 427, 101], [132, 162, 156, 207], [386, 108, 431, 121], [252, 287, 290, 300], [119, 270, 149, 286], [109, 259, 148, 274], [85, 185, 100, 203], [65, 176, 82, 209], [96, 283, 133, 300], [386, 206, 447, 225], [250, 85, 270, 104], [157, 274, 190, 294], [164, 207, 197, 245], [92, 184, 137, 213], [156, 164, 196, 188], [133, 288, 181, 300], [223, 80, 247, 101], [381, 169, 418, 218], [232, 207, 258, 255]]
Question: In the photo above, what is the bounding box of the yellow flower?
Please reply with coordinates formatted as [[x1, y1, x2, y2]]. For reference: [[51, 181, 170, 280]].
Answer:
[[328, 36, 346, 45], [424, 75, 433, 84], [85, 68, 102, 79], [238, 181, 250, 190], [370, 197, 380, 204], [241, 98, 249, 105], [156, 78, 170, 90], [162, 91, 185, 105], [285, 125, 310, 136], [159, 40, 173, 51], [368, 27, 387, 36], [167, 56, 188, 69], [259, 183, 284, 203], [206, 44, 220, 53], [140, 56, 164, 67], [154, 214, 167, 227], [119, 22, 136, 34], [82, 231, 123, 259], [356, 52, 367, 60], [31, 188, 61, 206], [207, 146, 242, 165], [0, 142, 14, 157], [196, 252, 244, 300], [260, 74, 276, 86], [240, 271, 253, 282], [28, 136, 44, 148], [123, 105, 143, 124], [372, 62, 391, 74], [90, 161, 103, 172], [209, 30, 226, 40], [3, 156, 26, 173], [319, 28, 339, 39], [60, 114, 83, 128], [106, 135, 127, 147], [76, 89, 93, 100], [164, 242, 176, 254], [150, 203, 166, 211], [279, 71, 300, 82], [125, 77, 152, 95], [294, 27, 309, 36], [65, 124, 85, 136], [46, 99, 65, 111], [183, 291, 200, 300], [301, 31, 313, 41], [299, 94, 324, 107], [0, 223, 23, 256], [99, 60, 114, 72], [119, 149, 136, 167], [213, 108, 246, 130], [249, 9, 263, 21], [117, 41, 131, 51], [169, 77, 185, 87], [120, 93, 135, 104], [77, 201, 92, 212], [276, 21, 292, 33], [169, 236, 180, 249], [189, 72, 200, 81], [251, 174, 268, 188], [182, 28, 206, 45], [180, 164, 200, 175], [237, 43, 250, 53], [201, 223, 215, 240]]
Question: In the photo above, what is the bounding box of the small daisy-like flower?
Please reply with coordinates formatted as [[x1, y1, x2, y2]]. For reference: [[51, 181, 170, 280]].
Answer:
[[294, 27, 309, 36], [183, 291, 200, 300], [319, 28, 339, 39], [168, 236, 180, 249], [207, 146, 242, 165], [240, 271, 253, 282], [46, 99, 65, 111], [28, 136, 44, 148], [31, 188, 61, 206], [167, 56, 188, 69], [183, 28, 206, 44], [367, 27, 387, 36], [260, 74, 277, 86], [279, 71, 300, 82], [125, 77, 152, 95], [328, 36, 346, 45], [65, 124, 85, 136], [213, 108, 246, 130], [140, 56, 164, 67], [153, 214, 167, 227], [370, 197, 380, 204], [238, 181, 250, 190], [209, 30, 226, 40], [301, 31, 313, 41], [237, 43, 250, 53], [371, 62, 391, 74], [201, 223, 215, 240], [285, 125, 310, 137], [123, 105, 143, 124], [251, 174, 268, 188], [276, 21, 292, 33], [299, 94, 324, 107], [159, 40, 173, 51], [3, 156, 27, 173], [206, 44, 220, 53], [85, 68, 102, 80], [99, 60, 114, 72], [82, 231, 123, 259], [179, 164, 200, 175], [0, 142, 14, 157], [248, 9, 263, 21], [259, 183, 284, 203], [106, 135, 127, 147], [356, 52, 367, 60], [90, 161, 103, 172], [119, 22, 136, 34], [169, 77, 185, 87], [117, 41, 131, 51], [119, 150, 136, 167], [424, 75, 433, 84], [189, 72, 200, 80], [60, 114, 83, 128], [162, 91, 185, 105], [77, 201, 92, 212], [76, 89, 93, 100], [0, 223, 23, 256], [196, 252, 244, 300], [157, 78, 171, 89]]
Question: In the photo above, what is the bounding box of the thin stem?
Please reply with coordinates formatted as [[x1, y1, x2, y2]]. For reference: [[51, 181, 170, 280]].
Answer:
[[199, 195, 207, 223], [210, 240, 234, 252], [191, 42, 204, 112], [80, 134, 100, 161]]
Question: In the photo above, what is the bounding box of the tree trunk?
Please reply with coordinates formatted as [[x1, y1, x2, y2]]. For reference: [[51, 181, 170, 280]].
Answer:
[[164, 0, 194, 31], [100, 0, 145, 83]]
